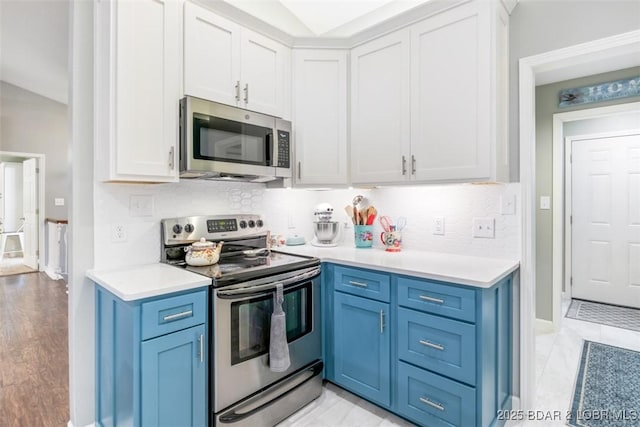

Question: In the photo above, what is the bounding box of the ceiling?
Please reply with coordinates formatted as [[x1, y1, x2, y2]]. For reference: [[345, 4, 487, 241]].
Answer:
[[221, 0, 433, 38], [0, 0, 69, 105]]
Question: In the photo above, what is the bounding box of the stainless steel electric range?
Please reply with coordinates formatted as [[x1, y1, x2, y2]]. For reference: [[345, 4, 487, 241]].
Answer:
[[161, 214, 323, 427]]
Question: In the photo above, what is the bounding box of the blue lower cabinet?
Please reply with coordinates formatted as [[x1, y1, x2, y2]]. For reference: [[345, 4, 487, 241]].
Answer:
[[141, 324, 206, 427], [398, 308, 476, 385], [333, 291, 391, 407], [95, 286, 208, 427], [397, 361, 476, 427]]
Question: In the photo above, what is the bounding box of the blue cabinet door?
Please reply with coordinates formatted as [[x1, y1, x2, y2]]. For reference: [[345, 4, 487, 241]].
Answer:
[[141, 324, 206, 427], [333, 291, 391, 407]]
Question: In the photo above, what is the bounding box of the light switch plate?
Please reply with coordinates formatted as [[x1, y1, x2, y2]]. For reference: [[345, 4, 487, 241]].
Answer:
[[54, 198, 65, 206], [130, 195, 154, 217], [540, 196, 551, 210], [500, 195, 516, 215], [473, 217, 495, 238], [433, 217, 445, 235]]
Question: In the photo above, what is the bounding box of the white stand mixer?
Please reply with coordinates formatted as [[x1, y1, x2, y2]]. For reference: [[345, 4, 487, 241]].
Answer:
[[311, 203, 341, 247]]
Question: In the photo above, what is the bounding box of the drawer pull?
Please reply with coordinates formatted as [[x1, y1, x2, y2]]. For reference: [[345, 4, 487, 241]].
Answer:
[[419, 295, 444, 304], [420, 397, 445, 411], [198, 334, 204, 363], [419, 339, 445, 351], [163, 310, 193, 322], [348, 280, 368, 288], [379, 310, 385, 334]]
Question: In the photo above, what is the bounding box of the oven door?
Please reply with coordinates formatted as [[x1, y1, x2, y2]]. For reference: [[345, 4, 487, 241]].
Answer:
[[182, 96, 277, 177], [212, 267, 321, 413]]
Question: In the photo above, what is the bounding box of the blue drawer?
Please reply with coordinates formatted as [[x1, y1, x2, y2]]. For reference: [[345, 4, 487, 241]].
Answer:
[[334, 266, 390, 302], [398, 308, 476, 385], [397, 361, 476, 427], [397, 277, 476, 323], [141, 290, 207, 340]]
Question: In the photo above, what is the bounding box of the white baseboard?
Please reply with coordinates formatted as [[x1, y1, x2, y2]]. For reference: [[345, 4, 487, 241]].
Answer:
[[535, 318, 556, 334]]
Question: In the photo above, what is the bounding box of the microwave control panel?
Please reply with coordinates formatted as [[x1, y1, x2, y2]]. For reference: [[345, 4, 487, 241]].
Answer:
[[277, 130, 290, 168]]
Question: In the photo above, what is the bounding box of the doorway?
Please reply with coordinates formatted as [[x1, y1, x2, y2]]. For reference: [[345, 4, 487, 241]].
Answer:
[[0, 152, 45, 277]]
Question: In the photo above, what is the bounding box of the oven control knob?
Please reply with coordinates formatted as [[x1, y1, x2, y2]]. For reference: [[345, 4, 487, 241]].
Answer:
[[248, 220, 256, 228], [239, 220, 247, 229], [172, 224, 183, 234], [256, 219, 264, 228], [184, 224, 194, 233]]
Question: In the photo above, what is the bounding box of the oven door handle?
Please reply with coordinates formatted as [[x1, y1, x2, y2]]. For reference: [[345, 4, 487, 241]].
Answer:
[[216, 267, 320, 298]]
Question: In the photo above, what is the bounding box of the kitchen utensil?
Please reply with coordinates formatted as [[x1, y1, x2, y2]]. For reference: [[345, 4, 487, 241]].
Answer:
[[185, 238, 223, 266], [379, 216, 392, 232], [365, 207, 377, 225], [312, 203, 341, 247], [242, 248, 270, 258], [396, 216, 407, 231], [344, 205, 355, 224], [380, 231, 402, 252]]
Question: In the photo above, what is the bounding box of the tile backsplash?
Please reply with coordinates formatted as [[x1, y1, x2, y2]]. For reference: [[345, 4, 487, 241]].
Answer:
[[93, 180, 520, 270]]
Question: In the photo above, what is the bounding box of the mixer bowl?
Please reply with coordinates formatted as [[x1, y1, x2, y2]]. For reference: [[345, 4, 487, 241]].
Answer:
[[314, 221, 339, 242]]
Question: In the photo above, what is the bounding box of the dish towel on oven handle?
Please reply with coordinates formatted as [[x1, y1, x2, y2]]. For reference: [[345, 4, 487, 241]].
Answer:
[[269, 283, 291, 372]]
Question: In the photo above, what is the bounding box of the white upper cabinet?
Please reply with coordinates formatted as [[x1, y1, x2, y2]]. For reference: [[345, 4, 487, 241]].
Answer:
[[183, 2, 241, 107], [350, 31, 411, 185], [293, 50, 348, 186], [95, 0, 181, 182], [184, 2, 289, 118], [350, 0, 509, 185]]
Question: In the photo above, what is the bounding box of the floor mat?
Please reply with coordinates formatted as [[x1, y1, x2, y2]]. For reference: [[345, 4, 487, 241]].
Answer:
[[568, 341, 640, 427], [0, 258, 37, 277], [566, 299, 640, 333]]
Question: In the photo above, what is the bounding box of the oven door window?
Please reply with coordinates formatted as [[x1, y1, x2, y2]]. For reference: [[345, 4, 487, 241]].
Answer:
[[230, 283, 312, 365], [194, 114, 272, 166]]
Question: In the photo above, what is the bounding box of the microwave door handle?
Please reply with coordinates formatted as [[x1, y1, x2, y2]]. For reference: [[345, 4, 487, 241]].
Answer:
[[266, 132, 273, 166]]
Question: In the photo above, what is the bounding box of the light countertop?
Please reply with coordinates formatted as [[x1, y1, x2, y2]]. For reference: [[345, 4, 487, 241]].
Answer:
[[87, 263, 211, 301], [275, 245, 519, 288]]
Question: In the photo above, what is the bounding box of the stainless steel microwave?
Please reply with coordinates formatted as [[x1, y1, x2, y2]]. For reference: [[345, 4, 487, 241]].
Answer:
[[179, 96, 292, 182]]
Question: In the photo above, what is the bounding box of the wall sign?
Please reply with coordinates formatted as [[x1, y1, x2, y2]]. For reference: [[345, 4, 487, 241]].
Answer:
[[559, 76, 640, 108]]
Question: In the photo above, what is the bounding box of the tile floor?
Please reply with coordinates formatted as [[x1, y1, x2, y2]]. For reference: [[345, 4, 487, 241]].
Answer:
[[279, 299, 640, 427]]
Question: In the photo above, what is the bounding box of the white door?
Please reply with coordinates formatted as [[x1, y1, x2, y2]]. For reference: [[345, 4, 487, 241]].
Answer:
[[293, 49, 348, 186], [350, 30, 410, 185], [23, 158, 38, 270], [240, 28, 286, 117], [571, 132, 640, 308], [409, 2, 491, 182], [183, 2, 241, 105], [0, 163, 5, 234]]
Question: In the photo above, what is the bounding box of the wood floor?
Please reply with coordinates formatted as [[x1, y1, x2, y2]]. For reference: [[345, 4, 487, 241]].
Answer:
[[0, 272, 69, 426]]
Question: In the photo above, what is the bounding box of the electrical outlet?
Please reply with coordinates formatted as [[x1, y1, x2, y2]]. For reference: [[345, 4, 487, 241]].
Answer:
[[287, 214, 295, 229], [433, 217, 445, 235], [112, 224, 127, 243], [472, 218, 495, 238], [54, 198, 65, 207]]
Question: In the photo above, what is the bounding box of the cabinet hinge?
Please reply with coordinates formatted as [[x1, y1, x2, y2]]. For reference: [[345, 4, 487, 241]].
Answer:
[[36, 209, 40, 215], [570, 154, 572, 164], [36, 167, 40, 173], [36, 249, 39, 256], [570, 215, 572, 225], [570, 277, 573, 286]]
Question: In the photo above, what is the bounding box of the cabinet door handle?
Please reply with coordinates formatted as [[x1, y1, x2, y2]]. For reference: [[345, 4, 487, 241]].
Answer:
[[419, 339, 445, 351], [420, 397, 445, 411], [163, 310, 193, 322], [198, 334, 204, 363], [298, 161, 301, 180], [402, 156, 407, 175], [169, 146, 175, 170], [411, 155, 416, 175], [244, 83, 249, 104], [348, 280, 368, 288], [419, 295, 444, 304], [379, 310, 385, 334], [235, 80, 240, 101]]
